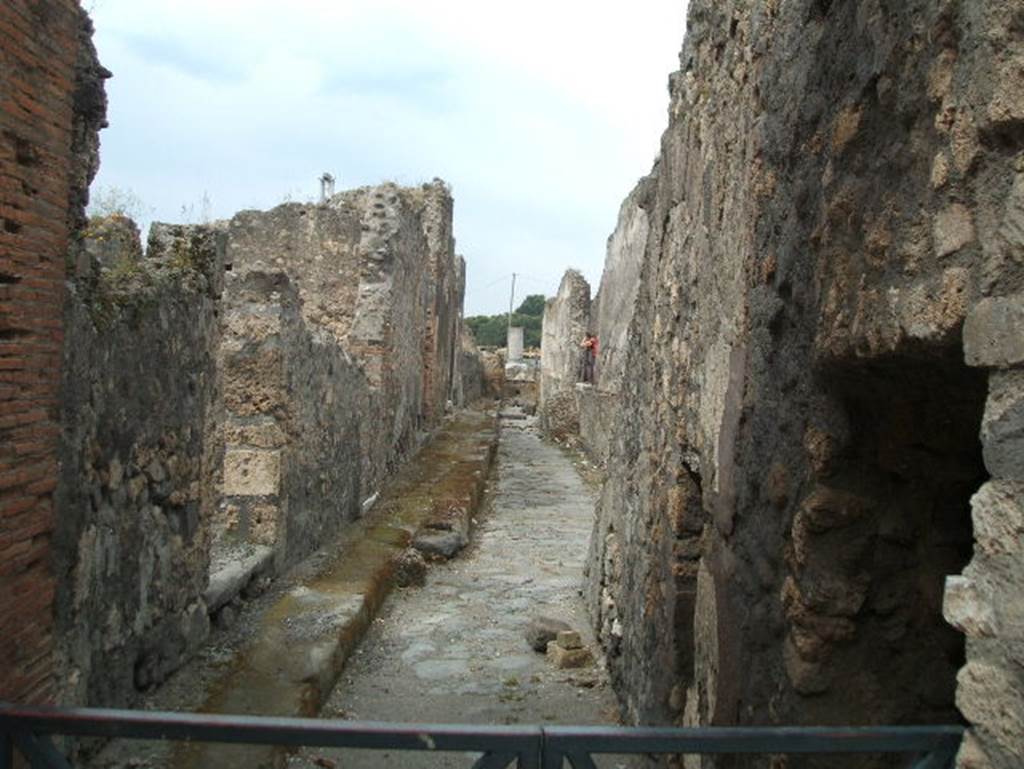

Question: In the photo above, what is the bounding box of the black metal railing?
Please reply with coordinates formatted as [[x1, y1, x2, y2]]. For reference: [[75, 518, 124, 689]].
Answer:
[[0, 703, 963, 769]]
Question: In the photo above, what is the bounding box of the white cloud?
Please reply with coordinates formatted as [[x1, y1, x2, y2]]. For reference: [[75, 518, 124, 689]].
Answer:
[[88, 0, 688, 314]]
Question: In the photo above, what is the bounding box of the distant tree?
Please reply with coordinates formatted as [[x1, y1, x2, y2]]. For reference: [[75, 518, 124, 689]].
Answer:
[[465, 304, 544, 348], [465, 315, 507, 347], [515, 294, 546, 317]]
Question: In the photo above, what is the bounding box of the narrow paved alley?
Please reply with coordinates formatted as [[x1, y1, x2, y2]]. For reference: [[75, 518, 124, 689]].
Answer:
[[292, 411, 620, 768]]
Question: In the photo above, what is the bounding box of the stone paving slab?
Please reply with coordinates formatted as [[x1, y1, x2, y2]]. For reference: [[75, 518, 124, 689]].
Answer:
[[290, 412, 624, 769]]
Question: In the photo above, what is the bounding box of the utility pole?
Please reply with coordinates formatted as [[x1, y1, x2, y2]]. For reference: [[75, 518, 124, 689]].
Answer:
[[507, 272, 516, 347], [319, 172, 335, 202]]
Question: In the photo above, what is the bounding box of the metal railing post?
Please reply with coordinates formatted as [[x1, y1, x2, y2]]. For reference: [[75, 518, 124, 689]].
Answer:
[[517, 746, 541, 769], [11, 732, 72, 769], [0, 730, 12, 769], [910, 740, 960, 769], [541, 743, 563, 769]]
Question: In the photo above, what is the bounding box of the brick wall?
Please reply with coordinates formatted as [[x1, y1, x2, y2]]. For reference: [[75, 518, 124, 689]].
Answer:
[[0, 0, 82, 704]]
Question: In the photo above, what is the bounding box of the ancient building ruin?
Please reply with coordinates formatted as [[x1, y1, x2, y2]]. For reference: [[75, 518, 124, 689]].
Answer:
[[1, 0, 477, 714], [541, 1, 1024, 767], [54, 186, 472, 709], [4, 0, 1024, 767], [1, 0, 108, 706], [537, 270, 590, 441]]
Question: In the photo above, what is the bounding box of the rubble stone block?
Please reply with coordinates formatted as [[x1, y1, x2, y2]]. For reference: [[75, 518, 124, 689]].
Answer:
[[964, 295, 1024, 369], [934, 203, 976, 258], [525, 616, 572, 652], [556, 630, 583, 650], [970, 482, 1024, 558], [391, 548, 428, 588], [956, 662, 1024, 764], [943, 576, 998, 638], [546, 640, 594, 669], [412, 530, 466, 560], [981, 371, 1024, 480]]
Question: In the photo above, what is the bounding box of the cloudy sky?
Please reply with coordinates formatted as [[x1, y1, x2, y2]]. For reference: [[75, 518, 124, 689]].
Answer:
[[87, 0, 689, 315]]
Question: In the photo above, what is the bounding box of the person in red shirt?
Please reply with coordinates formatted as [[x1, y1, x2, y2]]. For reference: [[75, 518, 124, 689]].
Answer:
[[580, 332, 598, 384]]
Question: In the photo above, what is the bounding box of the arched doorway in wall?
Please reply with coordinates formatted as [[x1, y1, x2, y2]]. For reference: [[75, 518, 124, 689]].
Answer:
[[790, 350, 987, 730]]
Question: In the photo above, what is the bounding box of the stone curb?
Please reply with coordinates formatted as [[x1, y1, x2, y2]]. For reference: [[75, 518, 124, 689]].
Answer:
[[174, 409, 499, 769]]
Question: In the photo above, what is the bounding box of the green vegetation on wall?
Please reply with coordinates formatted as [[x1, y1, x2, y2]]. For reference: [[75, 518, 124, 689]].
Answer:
[[465, 294, 545, 348]]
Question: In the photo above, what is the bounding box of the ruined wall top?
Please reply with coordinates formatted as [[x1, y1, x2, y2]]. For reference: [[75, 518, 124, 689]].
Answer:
[[225, 180, 454, 350], [590, 179, 651, 395]]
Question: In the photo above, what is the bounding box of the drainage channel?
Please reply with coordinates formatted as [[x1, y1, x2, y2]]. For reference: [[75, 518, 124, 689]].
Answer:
[[89, 409, 498, 769]]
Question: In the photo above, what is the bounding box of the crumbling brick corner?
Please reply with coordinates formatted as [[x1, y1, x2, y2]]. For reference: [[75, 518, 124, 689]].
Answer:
[[0, 0, 106, 705]]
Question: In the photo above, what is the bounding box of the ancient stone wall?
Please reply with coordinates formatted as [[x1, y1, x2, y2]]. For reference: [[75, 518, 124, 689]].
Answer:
[[2, 0, 470, 717], [55, 218, 223, 706], [50, 176, 468, 710], [458, 329, 485, 406], [946, 299, 1024, 769], [585, 1, 1023, 766], [420, 186, 461, 420], [218, 269, 370, 571], [538, 270, 590, 439], [479, 349, 505, 399], [588, 184, 649, 397], [0, 0, 103, 705], [542, 188, 649, 461], [225, 181, 462, 496]]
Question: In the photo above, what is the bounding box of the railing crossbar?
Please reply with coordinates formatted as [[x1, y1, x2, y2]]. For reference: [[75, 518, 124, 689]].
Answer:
[[0, 703, 963, 769], [544, 725, 964, 754]]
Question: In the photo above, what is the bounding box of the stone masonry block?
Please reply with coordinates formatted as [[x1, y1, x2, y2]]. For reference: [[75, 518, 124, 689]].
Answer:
[[223, 449, 281, 497], [964, 295, 1024, 369], [970, 481, 1024, 558], [546, 640, 593, 669], [943, 575, 998, 638], [956, 662, 1024, 764], [933, 203, 976, 258], [981, 371, 1024, 480], [556, 630, 582, 649]]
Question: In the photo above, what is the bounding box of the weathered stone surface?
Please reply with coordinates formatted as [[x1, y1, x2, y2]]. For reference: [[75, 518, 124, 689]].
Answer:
[[67, 6, 109, 247], [56, 225, 223, 709], [79, 215, 143, 275], [981, 371, 1024, 479], [412, 530, 466, 560], [458, 329, 485, 405], [538, 271, 591, 438], [956, 662, 1024, 767], [508, 326, 525, 361], [224, 181, 463, 501], [525, 616, 573, 652], [205, 546, 274, 612], [546, 641, 594, 670], [581, 1, 1022, 762], [50, 175, 470, 717], [587, 182, 650, 395], [556, 630, 582, 650], [480, 349, 506, 398], [391, 548, 428, 588], [970, 481, 1024, 559], [943, 576, 998, 639], [934, 203, 976, 258], [964, 295, 1024, 369], [222, 449, 281, 497]]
